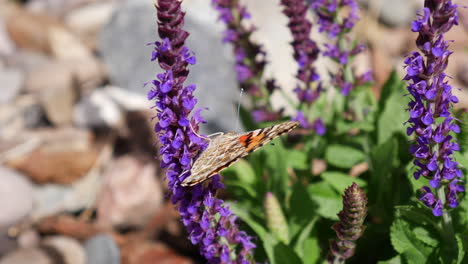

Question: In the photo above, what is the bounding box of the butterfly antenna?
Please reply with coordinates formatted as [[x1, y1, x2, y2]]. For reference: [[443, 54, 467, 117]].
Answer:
[[235, 88, 244, 132]]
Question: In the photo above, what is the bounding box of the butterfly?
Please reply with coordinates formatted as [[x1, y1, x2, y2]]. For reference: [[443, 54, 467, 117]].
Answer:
[[180, 121, 299, 186]]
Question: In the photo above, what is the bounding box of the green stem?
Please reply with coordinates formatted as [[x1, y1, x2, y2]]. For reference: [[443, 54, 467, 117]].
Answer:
[[436, 187, 456, 255]]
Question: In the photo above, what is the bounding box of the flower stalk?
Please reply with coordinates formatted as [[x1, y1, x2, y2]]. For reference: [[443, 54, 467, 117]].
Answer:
[[281, 0, 326, 135], [148, 1, 256, 262], [404, 0, 464, 218], [328, 183, 367, 264]]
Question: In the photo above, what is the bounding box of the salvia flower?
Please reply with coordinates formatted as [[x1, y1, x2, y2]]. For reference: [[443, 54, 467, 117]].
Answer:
[[312, 0, 372, 96], [281, 0, 326, 135], [149, 1, 255, 262], [328, 183, 367, 264], [404, 0, 464, 217], [211, 0, 268, 100]]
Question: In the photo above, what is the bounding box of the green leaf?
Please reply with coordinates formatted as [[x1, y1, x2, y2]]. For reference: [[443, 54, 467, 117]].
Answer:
[[368, 137, 400, 219], [391, 206, 439, 264], [325, 144, 366, 168], [292, 217, 318, 262], [378, 70, 406, 113], [301, 237, 320, 264], [456, 234, 468, 264], [260, 137, 289, 193], [224, 159, 256, 185], [286, 149, 309, 170], [321, 171, 367, 194], [376, 72, 409, 144], [308, 181, 342, 220], [390, 218, 434, 263], [289, 183, 317, 238], [273, 242, 303, 264], [377, 255, 402, 264]]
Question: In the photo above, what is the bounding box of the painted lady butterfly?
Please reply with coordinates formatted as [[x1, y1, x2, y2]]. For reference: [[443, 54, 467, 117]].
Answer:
[[181, 121, 299, 186]]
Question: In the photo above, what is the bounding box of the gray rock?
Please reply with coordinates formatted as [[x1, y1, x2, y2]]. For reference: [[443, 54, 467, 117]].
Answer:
[[0, 232, 17, 258], [98, 0, 239, 133], [31, 161, 102, 219], [73, 88, 124, 128], [0, 69, 24, 104], [378, 0, 416, 27], [84, 234, 120, 264], [0, 167, 33, 232]]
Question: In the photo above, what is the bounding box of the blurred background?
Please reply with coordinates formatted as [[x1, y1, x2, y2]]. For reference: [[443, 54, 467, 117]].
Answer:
[[0, 0, 467, 263]]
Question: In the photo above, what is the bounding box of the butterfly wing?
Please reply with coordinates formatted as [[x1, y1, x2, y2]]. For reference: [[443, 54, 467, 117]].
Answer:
[[181, 121, 299, 186]]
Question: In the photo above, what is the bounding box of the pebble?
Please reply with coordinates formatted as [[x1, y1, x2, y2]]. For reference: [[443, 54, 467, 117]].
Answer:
[[0, 248, 52, 264], [98, 0, 239, 133], [0, 68, 24, 104], [0, 167, 33, 232], [84, 234, 120, 264], [96, 156, 163, 228], [42, 236, 86, 264], [74, 88, 124, 128]]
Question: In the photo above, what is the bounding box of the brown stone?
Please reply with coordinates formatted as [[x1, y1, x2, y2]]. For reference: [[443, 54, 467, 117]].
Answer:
[[96, 156, 163, 229], [6, 128, 98, 184], [121, 240, 193, 264]]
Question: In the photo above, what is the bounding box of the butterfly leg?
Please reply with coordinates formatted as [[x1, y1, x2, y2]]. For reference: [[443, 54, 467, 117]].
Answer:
[[189, 122, 211, 141]]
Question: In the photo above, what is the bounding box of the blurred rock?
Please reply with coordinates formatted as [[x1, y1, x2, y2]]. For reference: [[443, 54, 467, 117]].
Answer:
[[24, 57, 104, 98], [3, 3, 62, 54], [7, 128, 98, 184], [36, 215, 102, 241], [99, 0, 239, 133], [42, 236, 86, 264], [377, 0, 415, 27], [84, 234, 120, 264], [0, 68, 24, 104], [0, 232, 17, 258], [97, 156, 162, 228], [0, 248, 52, 264], [38, 69, 77, 126], [0, 95, 45, 140], [17, 229, 40, 249], [4, 50, 50, 73], [65, 2, 116, 50], [0, 167, 33, 232], [115, 110, 157, 158], [65, 56, 106, 94], [24, 60, 74, 93], [121, 241, 193, 264], [74, 88, 124, 128], [102, 86, 151, 111], [48, 26, 92, 60], [31, 139, 109, 219], [457, 60, 468, 87], [0, 18, 15, 56], [27, 0, 94, 17]]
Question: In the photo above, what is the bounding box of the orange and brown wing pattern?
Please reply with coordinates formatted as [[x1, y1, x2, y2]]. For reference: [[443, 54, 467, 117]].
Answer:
[[180, 121, 299, 186]]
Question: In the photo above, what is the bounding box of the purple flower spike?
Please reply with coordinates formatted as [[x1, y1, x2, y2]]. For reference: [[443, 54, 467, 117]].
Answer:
[[404, 0, 463, 216], [211, 0, 268, 99], [312, 0, 372, 97], [281, 0, 327, 134], [150, 1, 256, 262], [328, 183, 367, 263]]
